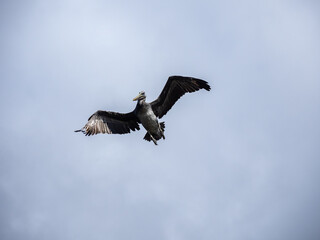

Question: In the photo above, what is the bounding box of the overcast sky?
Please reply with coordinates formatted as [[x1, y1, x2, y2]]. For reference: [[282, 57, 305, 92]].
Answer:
[[1, 0, 320, 239]]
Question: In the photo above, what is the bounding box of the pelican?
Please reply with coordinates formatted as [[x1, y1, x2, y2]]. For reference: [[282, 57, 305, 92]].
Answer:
[[75, 76, 210, 145]]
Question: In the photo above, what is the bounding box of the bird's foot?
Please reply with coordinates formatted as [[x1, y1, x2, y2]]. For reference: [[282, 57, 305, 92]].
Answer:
[[160, 130, 165, 140], [150, 134, 158, 145]]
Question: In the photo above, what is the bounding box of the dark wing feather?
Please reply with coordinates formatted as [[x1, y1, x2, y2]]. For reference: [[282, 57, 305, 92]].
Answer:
[[150, 76, 210, 118], [75, 110, 140, 136]]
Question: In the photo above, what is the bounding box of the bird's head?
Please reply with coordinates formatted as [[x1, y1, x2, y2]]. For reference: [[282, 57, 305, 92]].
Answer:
[[133, 91, 146, 101]]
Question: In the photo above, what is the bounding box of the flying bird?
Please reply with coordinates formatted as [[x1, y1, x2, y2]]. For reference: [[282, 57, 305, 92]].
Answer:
[[75, 76, 210, 145]]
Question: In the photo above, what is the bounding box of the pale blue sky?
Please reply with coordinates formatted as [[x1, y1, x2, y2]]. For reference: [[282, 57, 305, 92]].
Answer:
[[1, 0, 320, 239]]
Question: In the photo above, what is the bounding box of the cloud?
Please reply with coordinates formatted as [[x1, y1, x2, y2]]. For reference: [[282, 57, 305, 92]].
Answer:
[[0, 0, 319, 239]]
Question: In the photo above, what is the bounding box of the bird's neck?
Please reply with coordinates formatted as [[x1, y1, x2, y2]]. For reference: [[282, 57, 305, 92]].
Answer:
[[138, 99, 146, 105], [135, 99, 147, 113]]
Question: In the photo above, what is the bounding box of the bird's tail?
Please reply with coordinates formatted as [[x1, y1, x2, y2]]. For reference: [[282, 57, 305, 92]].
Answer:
[[143, 133, 151, 141]]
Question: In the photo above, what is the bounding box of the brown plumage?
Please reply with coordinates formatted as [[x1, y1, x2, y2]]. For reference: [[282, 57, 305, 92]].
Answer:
[[75, 111, 140, 136], [75, 75, 210, 144], [151, 76, 211, 118]]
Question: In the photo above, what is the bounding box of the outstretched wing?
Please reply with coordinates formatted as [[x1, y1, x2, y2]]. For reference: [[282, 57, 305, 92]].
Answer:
[[150, 76, 211, 118], [75, 110, 140, 136]]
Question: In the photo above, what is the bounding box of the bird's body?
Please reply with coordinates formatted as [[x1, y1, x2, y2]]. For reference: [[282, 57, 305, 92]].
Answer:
[[134, 99, 165, 144], [75, 76, 210, 145], [135, 100, 159, 135], [135, 99, 158, 132]]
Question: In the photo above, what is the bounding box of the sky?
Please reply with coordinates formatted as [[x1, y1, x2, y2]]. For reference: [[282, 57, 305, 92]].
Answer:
[[0, 0, 320, 239]]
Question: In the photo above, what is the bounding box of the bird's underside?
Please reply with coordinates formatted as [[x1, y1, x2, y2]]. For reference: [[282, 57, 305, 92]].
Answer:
[[75, 75, 211, 145]]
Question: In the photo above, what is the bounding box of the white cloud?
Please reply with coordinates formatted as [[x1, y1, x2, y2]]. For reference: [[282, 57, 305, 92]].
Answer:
[[1, 0, 319, 239]]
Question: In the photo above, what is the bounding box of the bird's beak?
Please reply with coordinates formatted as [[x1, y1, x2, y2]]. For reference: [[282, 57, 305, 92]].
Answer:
[[133, 93, 141, 101]]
